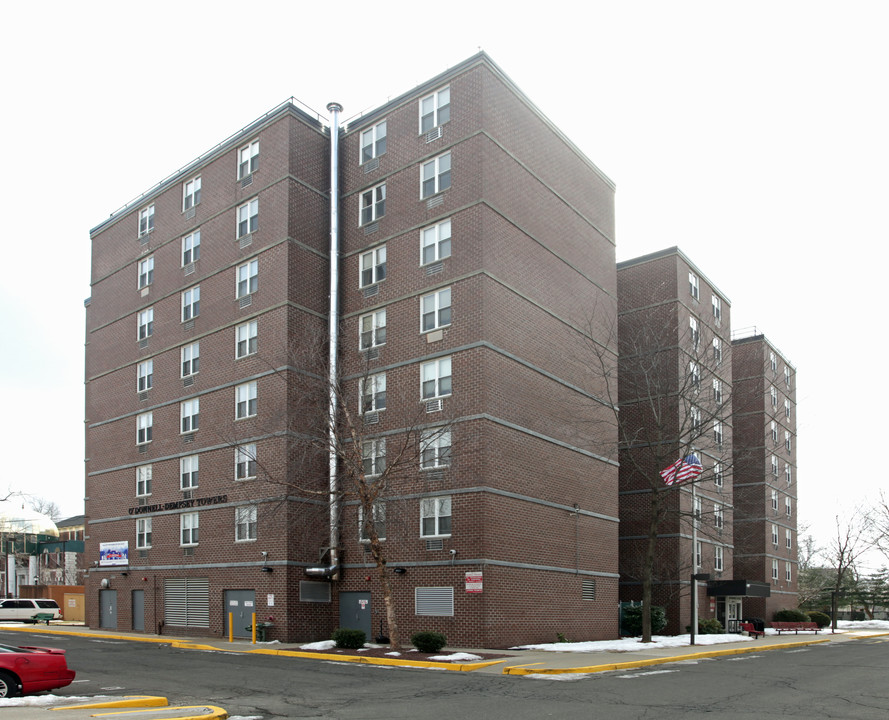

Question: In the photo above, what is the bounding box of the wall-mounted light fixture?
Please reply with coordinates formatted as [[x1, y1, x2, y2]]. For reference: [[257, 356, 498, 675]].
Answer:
[[393, 567, 407, 575]]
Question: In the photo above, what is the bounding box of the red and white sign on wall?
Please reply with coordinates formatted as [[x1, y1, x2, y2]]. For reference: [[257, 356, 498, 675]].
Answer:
[[465, 572, 483, 593]]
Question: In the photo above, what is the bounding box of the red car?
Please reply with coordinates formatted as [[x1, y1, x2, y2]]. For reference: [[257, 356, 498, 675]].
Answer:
[[0, 644, 76, 697]]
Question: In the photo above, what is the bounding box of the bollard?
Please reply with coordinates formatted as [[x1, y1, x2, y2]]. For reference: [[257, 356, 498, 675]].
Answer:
[[229, 612, 234, 643], [251, 612, 256, 644]]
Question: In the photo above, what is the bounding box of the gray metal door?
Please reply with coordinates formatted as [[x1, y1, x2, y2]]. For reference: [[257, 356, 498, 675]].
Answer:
[[99, 589, 117, 629], [132, 590, 145, 631], [339, 592, 372, 638], [224, 590, 256, 639]]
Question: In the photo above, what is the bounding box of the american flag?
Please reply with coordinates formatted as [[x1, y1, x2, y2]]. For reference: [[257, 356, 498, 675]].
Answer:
[[660, 454, 703, 486]]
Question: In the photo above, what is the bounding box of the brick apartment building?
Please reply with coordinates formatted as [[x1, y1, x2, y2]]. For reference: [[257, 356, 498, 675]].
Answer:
[[84, 53, 621, 647], [731, 333, 798, 619]]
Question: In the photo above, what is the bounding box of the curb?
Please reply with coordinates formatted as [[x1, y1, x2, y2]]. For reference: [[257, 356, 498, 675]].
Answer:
[[54, 697, 169, 710]]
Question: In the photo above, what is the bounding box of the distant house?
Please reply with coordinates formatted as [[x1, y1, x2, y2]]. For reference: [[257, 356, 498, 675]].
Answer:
[[38, 515, 85, 587]]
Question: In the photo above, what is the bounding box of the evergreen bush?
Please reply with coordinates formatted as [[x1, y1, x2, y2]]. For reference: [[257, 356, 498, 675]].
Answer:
[[698, 618, 724, 634], [773, 608, 809, 622], [332, 627, 366, 649], [411, 631, 447, 653], [622, 604, 667, 636], [806, 611, 831, 628]]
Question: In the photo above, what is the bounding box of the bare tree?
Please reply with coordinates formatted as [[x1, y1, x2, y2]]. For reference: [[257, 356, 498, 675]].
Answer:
[[822, 509, 872, 630], [28, 497, 62, 522], [872, 491, 889, 564]]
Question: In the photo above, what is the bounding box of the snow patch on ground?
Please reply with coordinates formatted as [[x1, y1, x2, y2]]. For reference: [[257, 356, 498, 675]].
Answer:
[[429, 652, 483, 662], [513, 633, 754, 653], [300, 640, 337, 651], [0, 695, 103, 707]]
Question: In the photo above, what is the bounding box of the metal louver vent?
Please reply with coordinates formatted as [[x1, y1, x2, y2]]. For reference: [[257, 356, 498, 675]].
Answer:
[[239, 234, 253, 249], [425, 539, 443, 551], [239, 295, 252, 309], [184, 207, 196, 220], [138, 445, 148, 454], [184, 263, 195, 276], [138, 392, 149, 402], [426, 195, 444, 209], [139, 235, 150, 246], [183, 547, 195, 557], [415, 586, 454, 616], [241, 174, 253, 188], [183, 376, 194, 387], [425, 126, 443, 143], [183, 433, 195, 444], [299, 581, 331, 603], [363, 157, 380, 173], [363, 284, 379, 298], [425, 399, 442, 414], [137, 497, 147, 507], [364, 347, 379, 361], [363, 222, 379, 235], [363, 412, 380, 426], [184, 319, 195, 331], [139, 339, 149, 350], [425, 262, 443, 276], [182, 490, 193, 500], [582, 579, 596, 601], [424, 470, 445, 482], [139, 550, 148, 558]]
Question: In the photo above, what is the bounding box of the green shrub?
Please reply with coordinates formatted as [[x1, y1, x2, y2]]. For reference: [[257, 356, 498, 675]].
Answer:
[[807, 611, 831, 628], [851, 611, 866, 621], [622, 604, 667, 636], [411, 631, 447, 653], [332, 627, 366, 649], [774, 608, 809, 622], [698, 618, 724, 634]]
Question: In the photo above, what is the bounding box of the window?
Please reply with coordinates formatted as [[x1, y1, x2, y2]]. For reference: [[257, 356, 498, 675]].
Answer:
[[237, 198, 258, 238], [689, 316, 700, 348], [359, 502, 386, 542], [238, 139, 259, 179], [182, 230, 201, 265], [713, 337, 722, 365], [713, 462, 723, 487], [786, 528, 793, 549], [180, 512, 199, 546], [770, 351, 777, 372], [137, 360, 153, 392], [694, 496, 702, 524], [689, 361, 700, 388], [690, 405, 701, 431], [714, 545, 723, 572], [360, 184, 386, 225], [421, 152, 451, 198], [237, 259, 258, 298], [785, 430, 792, 451], [136, 412, 152, 445], [182, 286, 200, 321], [421, 429, 451, 469], [362, 439, 386, 476], [421, 288, 451, 332], [771, 488, 778, 511], [421, 356, 452, 399], [713, 421, 723, 447], [712, 294, 722, 322], [235, 506, 257, 542], [770, 385, 778, 407], [784, 366, 792, 387], [772, 559, 779, 580], [136, 518, 152, 549], [772, 523, 779, 546], [771, 455, 778, 475], [785, 398, 791, 419], [689, 272, 699, 300], [420, 496, 451, 537], [419, 86, 450, 133], [785, 496, 792, 517], [183, 176, 201, 211], [785, 463, 792, 485], [359, 247, 386, 287], [712, 378, 722, 403], [785, 562, 792, 582], [360, 120, 387, 164], [714, 504, 724, 529], [696, 541, 702, 568], [770, 421, 778, 444], [176, 343, 198, 379], [180, 398, 199, 433], [359, 310, 386, 350], [138, 204, 154, 237], [236, 321, 258, 358], [236, 382, 258, 419], [236, 444, 256, 480], [421, 219, 452, 265], [137, 308, 154, 340], [180, 455, 199, 489], [138, 256, 154, 289], [360, 373, 387, 413], [136, 464, 152, 497]]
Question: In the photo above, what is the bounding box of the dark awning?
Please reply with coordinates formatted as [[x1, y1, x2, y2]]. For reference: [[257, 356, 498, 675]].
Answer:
[[706, 580, 771, 598]]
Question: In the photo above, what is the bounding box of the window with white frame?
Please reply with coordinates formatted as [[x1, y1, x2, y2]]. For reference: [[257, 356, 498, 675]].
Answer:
[[785, 561, 792, 582], [786, 528, 792, 549], [421, 288, 451, 332], [180, 455, 199, 489], [689, 361, 700, 388], [712, 294, 722, 322], [237, 198, 258, 238], [771, 488, 778, 511], [421, 429, 451, 469], [420, 496, 451, 537], [689, 316, 700, 348], [784, 366, 791, 387], [359, 502, 386, 542], [712, 378, 722, 403], [238, 139, 259, 179], [183, 176, 201, 211], [694, 496, 702, 524], [421, 356, 452, 399], [419, 87, 450, 133], [771, 455, 778, 475], [770, 385, 778, 407], [689, 271, 699, 300], [770, 421, 778, 444], [420, 152, 451, 199], [236, 259, 258, 298], [137, 360, 153, 392], [713, 421, 723, 447], [360, 183, 386, 225], [236, 382, 257, 419], [360, 373, 387, 413], [181, 286, 200, 321], [362, 439, 386, 477], [181, 342, 200, 377], [714, 545, 723, 571], [138, 204, 154, 237], [360, 121, 387, 164], [784, 398, 791, 419], [690, 405, 701, 431], [236, 321, 258, 358], [359, 246, 387, 287], [421, 219, 451, 265], [138, 256, 154, 289], [770, 351, 777, 372], [696, 540, 702, 568], [771, 523, 779, 546], [772, 559, 779, 580], [359, 309, 386, 350], [137, 308, 154, 340], [713, 337, 722, 365], [180, 512, 199, 546], [235, 505, 257, 542], [182, 230, 201, 265], [785, 430, 792, 451], [714, 504, 724, 529], [136, 518, 152, 549], [137, 412, 153, 445], [785, 496, 792, 517], [180, 398, 199, 433], [714, 462, 723, 487], [136, 464, 152, 497], [236, 444, 256, 480], [785, 463, 792, 485]]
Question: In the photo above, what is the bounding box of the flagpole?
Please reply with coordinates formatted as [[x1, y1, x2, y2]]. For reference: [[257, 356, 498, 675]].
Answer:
[[691, 479, 698, 646]]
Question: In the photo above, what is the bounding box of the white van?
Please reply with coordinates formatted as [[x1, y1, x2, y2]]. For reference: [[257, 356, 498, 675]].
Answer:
[[0, 599, 63, 622]]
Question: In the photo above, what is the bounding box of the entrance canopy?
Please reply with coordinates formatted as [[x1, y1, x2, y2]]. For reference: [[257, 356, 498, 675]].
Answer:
[[706, 579, 770, 598]]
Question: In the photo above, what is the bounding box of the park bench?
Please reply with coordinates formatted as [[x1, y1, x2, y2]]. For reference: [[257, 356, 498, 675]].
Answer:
[[29, 612, 56, 625], [771, 621, 819, 634], [739, 622, 764, 638]]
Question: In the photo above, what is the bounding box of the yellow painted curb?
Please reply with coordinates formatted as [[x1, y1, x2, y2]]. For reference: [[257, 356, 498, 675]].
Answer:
[[503, 638, 831, 675], [53, 696, 168, 710], [246, 647, 504, 671], [90, 705, 227, 719]]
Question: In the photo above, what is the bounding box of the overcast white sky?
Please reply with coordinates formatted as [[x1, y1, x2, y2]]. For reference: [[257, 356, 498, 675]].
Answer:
[[1, 1, 886, 568]]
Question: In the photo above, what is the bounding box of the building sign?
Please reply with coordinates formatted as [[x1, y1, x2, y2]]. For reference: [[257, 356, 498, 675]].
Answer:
[[99, 541, 129, 566], [465, 572, 483, 593], [127, 494, 228, 515]]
